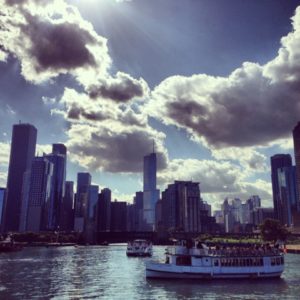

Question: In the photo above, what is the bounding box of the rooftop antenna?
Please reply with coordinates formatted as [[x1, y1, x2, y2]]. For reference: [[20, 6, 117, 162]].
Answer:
[[153, 140, 155, 153]]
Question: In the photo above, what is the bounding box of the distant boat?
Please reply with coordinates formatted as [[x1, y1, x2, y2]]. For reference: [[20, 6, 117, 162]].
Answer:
[[126, 239, 153, 257], [146, 240, 284, 279], [0, 235, 23, 253]]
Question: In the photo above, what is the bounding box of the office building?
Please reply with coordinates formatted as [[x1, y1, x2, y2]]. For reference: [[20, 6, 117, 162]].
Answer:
[[3, 123, 37, 232], [0, 188, 6, 231], [74, 173, 91, 232], [60, 181, 74, 231], [143, 152, 160, 231], [97, 188, 111, 231], [271, 154, 292, 222], [110, 200, 127, 231], [44, 152, 66, 230], [277, 166, 297, 226], [26, 157, 53, 232], [161, 181, 202, 233]]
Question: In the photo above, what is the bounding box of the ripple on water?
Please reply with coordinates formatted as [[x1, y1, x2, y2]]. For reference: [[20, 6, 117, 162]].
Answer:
[[0, 247, 300, 299]]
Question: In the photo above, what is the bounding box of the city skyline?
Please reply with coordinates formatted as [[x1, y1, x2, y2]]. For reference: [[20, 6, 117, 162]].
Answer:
[[1, 0, 300, 210]]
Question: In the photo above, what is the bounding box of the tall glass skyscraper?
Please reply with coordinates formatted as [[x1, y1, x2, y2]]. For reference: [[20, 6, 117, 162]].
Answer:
[[143, 152, 160, 231], [270, 154, 292, 222], [26, 157, 53, 232], [3, 123, 37, 232], [44, 152, 66, 230], [293, 122, 300, 209], [74, 172, 91, 232], [0, 188, 6, 231], [98, 188, 111, 231]]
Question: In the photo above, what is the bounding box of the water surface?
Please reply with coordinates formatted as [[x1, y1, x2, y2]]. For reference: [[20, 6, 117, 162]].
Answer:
[[0, 245, 299, 299]]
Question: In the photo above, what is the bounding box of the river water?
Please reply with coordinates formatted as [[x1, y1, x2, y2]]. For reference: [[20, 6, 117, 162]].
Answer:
[[0, 245, 300, 299]]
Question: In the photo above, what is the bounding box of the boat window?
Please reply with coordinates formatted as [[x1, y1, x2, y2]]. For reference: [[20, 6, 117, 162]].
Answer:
[[281, 257, 284, 264], [176, 256, 192, 266], [260, 258, 264, 266], [276, 257, 281, 265], [214, 259, 219, 267], [271, 258, 275, 266]]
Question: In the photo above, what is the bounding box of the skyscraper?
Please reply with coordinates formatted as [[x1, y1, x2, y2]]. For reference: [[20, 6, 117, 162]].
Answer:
[[60, 181, 74, 231], [3, 123, 37, 232], [161, 181, 202, 233], [110, 200, 127, 232], [277, 166, 297, 226], [26, 157, 53, 232], [293, 122, 300, 210], [143, 152, 160, 231], [74, 172, 91, 232], [44, 152, 66, 230], [0, 188, 6, 232], [97, 188, 111, 232], [271, 154, 292, 222]]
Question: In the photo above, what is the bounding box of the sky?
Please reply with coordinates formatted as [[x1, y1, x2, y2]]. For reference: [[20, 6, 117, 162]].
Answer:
[[1, 0, 300, 210]]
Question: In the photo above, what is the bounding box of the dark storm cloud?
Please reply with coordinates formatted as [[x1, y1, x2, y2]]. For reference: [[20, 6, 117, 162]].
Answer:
[[88, 72, 147, 102], [21, 16, 97, 72], [149, 7, 300, 148]]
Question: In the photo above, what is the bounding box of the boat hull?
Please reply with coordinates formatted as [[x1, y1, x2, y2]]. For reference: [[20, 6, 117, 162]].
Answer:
[[146, 262, 283, 279], [146, 269, 282, 279], [127, 252, 152, 257]]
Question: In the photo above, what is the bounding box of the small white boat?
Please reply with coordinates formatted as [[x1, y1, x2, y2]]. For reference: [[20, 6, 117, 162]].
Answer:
[[146, 240, 284, 279], [126, 239, 153, 257]]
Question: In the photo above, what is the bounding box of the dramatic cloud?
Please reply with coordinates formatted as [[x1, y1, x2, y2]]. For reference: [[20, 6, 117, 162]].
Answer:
[[147, 7, 300, 148], [211, 147, 268, 173], [88, 72, 149, 103], [54, 88, 167, 173], [66, 122, 167, 173], [0, 0, 111, 84]]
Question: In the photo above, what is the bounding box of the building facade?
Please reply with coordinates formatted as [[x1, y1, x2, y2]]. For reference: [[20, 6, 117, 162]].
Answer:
[[143, 152, 160, 231], [74, 173, 91, 232], [3, 123, 37, 232], [271, 154, 292, 222], [26, 157, 53, 232]]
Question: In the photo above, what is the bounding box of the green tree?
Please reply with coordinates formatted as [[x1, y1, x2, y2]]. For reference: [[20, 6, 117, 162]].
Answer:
[[260, 219, 289, 244]]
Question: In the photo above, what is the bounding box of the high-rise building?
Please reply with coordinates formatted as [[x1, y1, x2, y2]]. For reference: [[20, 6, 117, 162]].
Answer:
[[74, 173, 91, 232], [44, 152, 66, 230], [143, 152, 159, 231], [85, 185, 99, 243], [271, 154, 292, 222], [277, 166, 297, 226], [0, 188, 6, 231], [132, 191, 143, 231], [110, 200, 127, 231], [60, 181, 74, 231], [26, 157, 53, 232], [161, 181, 202, 233], [97, 188, 111, 232], [293, 122, 300, 204], [3, 123, 37, 232]]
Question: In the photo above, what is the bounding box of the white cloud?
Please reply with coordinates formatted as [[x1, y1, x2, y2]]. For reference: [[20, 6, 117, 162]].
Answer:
[[147, 7, 300, 149], [211, 146, 268, 173]]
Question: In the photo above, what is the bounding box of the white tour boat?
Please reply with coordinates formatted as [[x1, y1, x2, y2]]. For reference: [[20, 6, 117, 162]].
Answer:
[[146, 240, 284, 279], [126, 239, 153, 257]]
